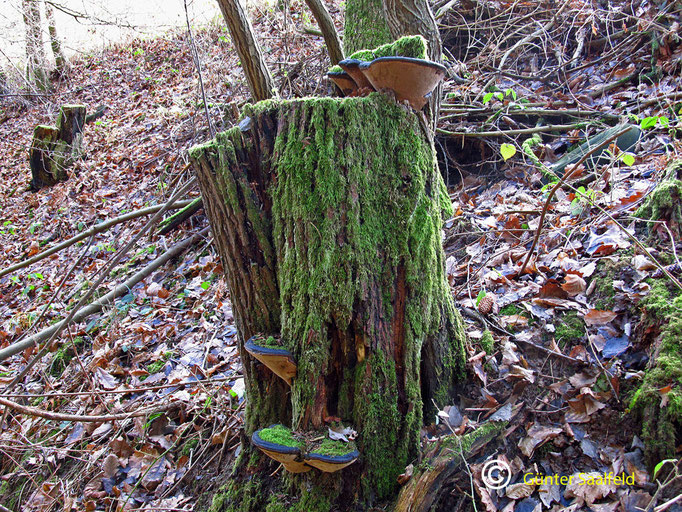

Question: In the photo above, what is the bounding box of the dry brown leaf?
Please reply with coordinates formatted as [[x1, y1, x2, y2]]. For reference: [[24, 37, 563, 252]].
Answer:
[[564, 471, 616, 504], [584, 309, 617, 326], [562, 274, 587, 297]]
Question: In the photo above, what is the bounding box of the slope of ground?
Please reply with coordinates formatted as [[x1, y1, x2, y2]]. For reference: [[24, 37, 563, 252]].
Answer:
[[0, 0, 680, 511]]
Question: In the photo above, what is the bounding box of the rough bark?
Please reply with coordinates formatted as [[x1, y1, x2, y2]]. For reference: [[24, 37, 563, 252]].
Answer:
[[30, 124, 62, 189], [190, 94, 466, 510], [343, 0, 392, 54], [22, 0, 48, 89], [215, 0, 275, 102], [29, 105, 86, 189], [303, 0, 344, 65], [44, 0, 68, 75]]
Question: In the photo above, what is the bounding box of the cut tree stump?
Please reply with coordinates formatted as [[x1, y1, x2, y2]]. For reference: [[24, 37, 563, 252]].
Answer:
[[29, 104, 86, 190], [190, 93, 466, 509]]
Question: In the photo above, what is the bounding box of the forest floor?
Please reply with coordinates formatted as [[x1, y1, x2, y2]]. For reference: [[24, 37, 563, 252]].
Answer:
[[0, 0, 681, 511]]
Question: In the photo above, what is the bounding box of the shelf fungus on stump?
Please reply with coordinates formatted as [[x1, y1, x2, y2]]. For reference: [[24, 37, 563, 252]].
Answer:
[[358, 57, 446, 110], [303, 439, 360, 473], [251, 425, 311, 473], [244, 334, 297, 385], [327, 70, 358, 96], [338, 59, 374, 90]]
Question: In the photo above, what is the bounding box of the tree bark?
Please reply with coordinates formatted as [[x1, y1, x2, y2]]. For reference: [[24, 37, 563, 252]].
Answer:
[[190, 95, 466, 510], [303, 0, 344, 65], [215, 0, 275, 102], [22, 0, 48, 90], [29, 105, 86, 189], [44, 0, 68, 75], [343, 0, 392, 54]]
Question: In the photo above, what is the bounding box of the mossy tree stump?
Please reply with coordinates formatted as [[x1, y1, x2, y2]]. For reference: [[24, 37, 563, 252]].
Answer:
[[30, 104, 86, 189], [190, 94, 466, 510]]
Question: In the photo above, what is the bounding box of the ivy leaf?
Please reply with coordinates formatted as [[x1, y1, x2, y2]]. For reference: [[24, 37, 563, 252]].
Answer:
[[500, 143, 516, 161], [620, 152, 635, 166]]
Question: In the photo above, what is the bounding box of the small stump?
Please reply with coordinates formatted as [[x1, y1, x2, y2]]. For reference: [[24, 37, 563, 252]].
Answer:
[[30, 104, 86, 189]]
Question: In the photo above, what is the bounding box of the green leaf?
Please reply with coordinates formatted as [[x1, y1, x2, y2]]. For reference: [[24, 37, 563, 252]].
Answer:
[[653, 459, 677, 479], [659, 116, 670, 128], [483, 92, 494, 104], [201, 281, 210, 290], [640, 116, 658, 129], [620, 152, 635, 166], [476, 290, 486, 307], [500, 143, 516, 161], [494, 92, 504, 100]]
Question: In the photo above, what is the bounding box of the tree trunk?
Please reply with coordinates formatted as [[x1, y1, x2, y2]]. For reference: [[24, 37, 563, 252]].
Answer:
[[44, 0, 68, 75], [22, 0, 48, 90], [343, 0, 392, 54], [303, 0, 344, 65], [215, 0, 275, 102], [190, 94, 466, 510]]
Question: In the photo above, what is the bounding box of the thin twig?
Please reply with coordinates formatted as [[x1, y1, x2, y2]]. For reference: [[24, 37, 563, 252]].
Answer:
[[0, 396, 177, 422]]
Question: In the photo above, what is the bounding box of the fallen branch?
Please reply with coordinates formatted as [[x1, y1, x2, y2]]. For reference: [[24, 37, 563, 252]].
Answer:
[[0, 396, 177, 422], [437, 123, 586, 138], [0, 199, 194, 278], [0, 226, 208, 363]]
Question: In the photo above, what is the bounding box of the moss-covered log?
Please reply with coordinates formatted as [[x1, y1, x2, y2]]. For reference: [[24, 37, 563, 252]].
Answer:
[[630, 281, 682, 470], [190, 93, 466, 510]]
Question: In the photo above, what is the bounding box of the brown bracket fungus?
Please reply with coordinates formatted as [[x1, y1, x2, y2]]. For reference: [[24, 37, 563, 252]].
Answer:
[[303, 439, 360, 473], [358, 57, 446, 110], [252, 425, 312, 473], [338, 59, 375, 90], [327, 71, 358, 97], [244, 334, 297, 385]]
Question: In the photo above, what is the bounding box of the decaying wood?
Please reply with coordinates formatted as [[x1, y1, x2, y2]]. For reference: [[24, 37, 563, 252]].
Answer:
[[395, 421, 507, 512], [29, 104, 86, 189]]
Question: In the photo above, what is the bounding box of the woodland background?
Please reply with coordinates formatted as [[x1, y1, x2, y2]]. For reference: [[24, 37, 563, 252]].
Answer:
[[0, 0, 681, 511]]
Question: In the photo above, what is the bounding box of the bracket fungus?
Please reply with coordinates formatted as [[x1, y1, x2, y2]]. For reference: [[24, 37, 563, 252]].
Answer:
[[252, 425, 311, 473], [303, 439, 360, 473], [244, 334, 297, 385], [327, 70, 358, 96], [338, 59, 375, 90], [358, 57, 446, 110]]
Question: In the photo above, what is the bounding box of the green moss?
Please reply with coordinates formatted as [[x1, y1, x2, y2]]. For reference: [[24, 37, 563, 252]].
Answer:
[[328, 65, 342, 73], [555, 311, 585, 346], [310, 438, 356, 456], [209, 479, 266, 512], [252, 335, 285, 349], [258, 425, 304, 449], [630, 281, 682, 468], [636, 160, 682, 239], [343, 0, 391, 55], [330, 36, 429, 74], [480, 329, 494, 354], [192, 93, 466, 508], [373, 35, 428, 59], [181, 437, 199, 456], [499, 304, 520, 316], [146, 359, 166, 374]]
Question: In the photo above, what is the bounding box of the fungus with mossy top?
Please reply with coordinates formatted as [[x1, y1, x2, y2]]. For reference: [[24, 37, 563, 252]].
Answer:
[[244, 334, 297, 385], [304, 438, 359, 473], [252, 424, 311, 473]]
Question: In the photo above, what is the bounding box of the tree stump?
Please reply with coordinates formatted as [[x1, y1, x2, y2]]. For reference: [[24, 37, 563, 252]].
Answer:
[[29, 104, 86, 190], [190, 94, 466, 509]]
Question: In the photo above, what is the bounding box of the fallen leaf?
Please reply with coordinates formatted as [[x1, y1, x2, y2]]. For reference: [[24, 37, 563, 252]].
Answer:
[[584, 309, 617, 326]]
